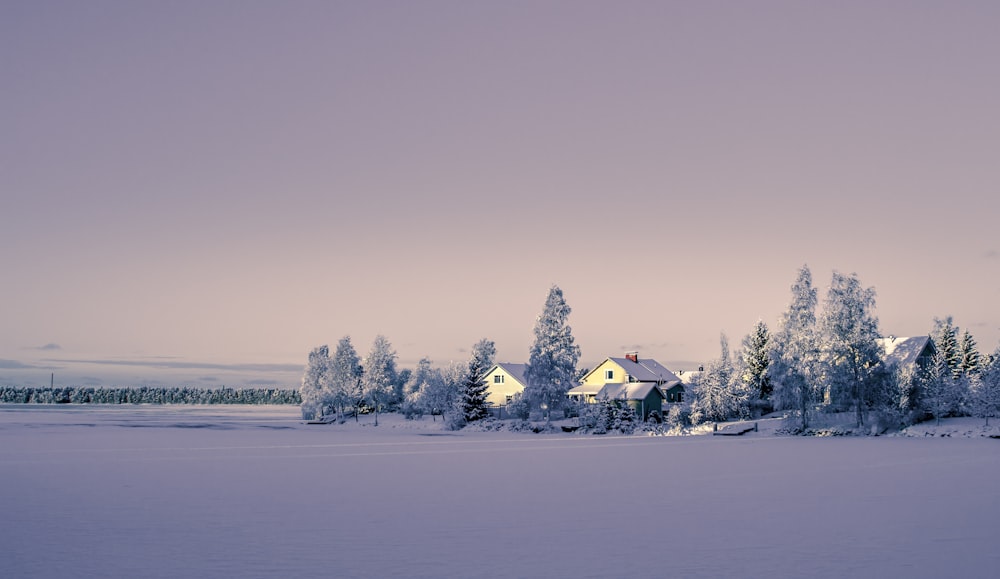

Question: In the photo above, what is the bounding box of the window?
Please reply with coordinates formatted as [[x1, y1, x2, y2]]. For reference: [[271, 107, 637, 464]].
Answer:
[[494, 374, 504, 384], [506, 395, 513, 403], [605, 369, 614, 380]]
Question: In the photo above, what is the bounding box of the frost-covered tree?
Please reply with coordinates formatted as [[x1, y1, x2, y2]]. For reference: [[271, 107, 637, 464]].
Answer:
[[921, 348, 966, 425], [420, 361, 463, 421], [458, 339, 496, 423], [299, 345, 330, 420], [819, 271, 882, 428], [329, 336, 363, 420], [959, 330, 981, 376], [740, 320, 772, 415], [770, 265, 820, 431], [931, 317, 961, 378], [362, 335, 397, 426], [524, 285, 581, 417], [401, 357, 436, 418], [692, 334, 741, 422], [970, 351, 1000, 425]]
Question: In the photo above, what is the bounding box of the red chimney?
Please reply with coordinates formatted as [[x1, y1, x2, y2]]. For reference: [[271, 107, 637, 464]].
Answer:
[[625, 351, 638, 363]]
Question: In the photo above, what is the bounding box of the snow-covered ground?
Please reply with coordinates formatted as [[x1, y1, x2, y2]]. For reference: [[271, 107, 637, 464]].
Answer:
[[2, 405, 997, 578]]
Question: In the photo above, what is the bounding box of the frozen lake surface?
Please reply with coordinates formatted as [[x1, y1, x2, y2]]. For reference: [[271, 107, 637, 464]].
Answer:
[[2, 405, 997, 578]]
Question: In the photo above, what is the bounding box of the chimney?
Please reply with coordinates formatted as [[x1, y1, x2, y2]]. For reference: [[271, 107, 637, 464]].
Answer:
[[625, 351, 638, 363]]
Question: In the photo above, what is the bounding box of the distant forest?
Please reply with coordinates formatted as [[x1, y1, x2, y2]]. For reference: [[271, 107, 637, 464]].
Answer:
[[0, 386, 301, 405]]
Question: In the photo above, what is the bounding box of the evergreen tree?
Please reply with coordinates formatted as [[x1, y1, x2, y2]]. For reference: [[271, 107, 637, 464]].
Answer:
[[819, 271, 882, 428], [959, 330, 981, 375], [299, 345, 330, 420], [362, 335, 397, 426], [740, 320, 772, 414], [329, 336, 363, 420], [769, 265, 820, 431], [524, 285, 581, 418], [921, 348, 965, 425], [970, 350, 1000, 425], [931, 317, 961, 378], [459, 339, 496, 423]]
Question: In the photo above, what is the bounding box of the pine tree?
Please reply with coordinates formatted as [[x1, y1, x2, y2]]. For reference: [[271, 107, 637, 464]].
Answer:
[[362, 335, 397, 426], [299, 345, 330, 420], [819, 271, 882, 428], [959, 330, 981, 375], [770, 265, 820, 431], [932, 317, 961, 378], [921, 348, 965, 425], [524, 285, 581, 418], [970, 350, 1000, 425], [459, 339, 496, 423], [740, 320, 772, 414]]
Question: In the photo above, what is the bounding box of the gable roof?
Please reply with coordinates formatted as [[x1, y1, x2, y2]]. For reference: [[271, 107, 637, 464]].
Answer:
[[597, 382, 665, 401], [484, 363, 529, 386], [878, 336, 934, 368], [606, 356, 681, 384]]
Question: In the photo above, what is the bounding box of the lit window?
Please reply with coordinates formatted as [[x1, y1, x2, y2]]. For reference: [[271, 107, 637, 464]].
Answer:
[[605, 370, 614, 380], [494, 374, 504, 384]]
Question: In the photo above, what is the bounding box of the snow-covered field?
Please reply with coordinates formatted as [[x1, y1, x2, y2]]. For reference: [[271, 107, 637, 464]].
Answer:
[[2, 405, 997, 578]]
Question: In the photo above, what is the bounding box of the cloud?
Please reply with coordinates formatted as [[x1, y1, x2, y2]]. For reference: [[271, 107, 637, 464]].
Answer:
[[34, 343, 63, 351], [0, 359, 38, 369], [42, 358, 301, 373], [245, 379, 281, 386], [985, 250, 999, 259]]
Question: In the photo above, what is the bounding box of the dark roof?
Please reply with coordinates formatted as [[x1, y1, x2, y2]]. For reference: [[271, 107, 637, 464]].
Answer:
[[486, 363, 529, 386], [606, 357, 681, 384]]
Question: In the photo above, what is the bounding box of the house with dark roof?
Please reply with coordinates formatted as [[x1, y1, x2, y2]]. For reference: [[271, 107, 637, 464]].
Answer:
[[481, 363, 529, 407], [568, 352, 684, 419]]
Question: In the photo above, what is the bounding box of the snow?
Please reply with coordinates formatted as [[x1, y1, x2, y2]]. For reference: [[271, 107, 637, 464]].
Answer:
[[2, 405, 998, 578]]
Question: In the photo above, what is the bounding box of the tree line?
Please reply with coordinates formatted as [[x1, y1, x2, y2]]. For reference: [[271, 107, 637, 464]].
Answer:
[[0, 386, 301, 405], [685, 265, 1000, 432], [301, 271, 1000, 433], [300, 285, 581, 429]]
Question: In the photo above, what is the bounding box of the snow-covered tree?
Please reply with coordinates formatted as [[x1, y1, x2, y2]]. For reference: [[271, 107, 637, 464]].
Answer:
[[692, 333, 741, 422], [299, 345, 330, 420], [328, 336, 363, 420], [970, 350, 1000, 425], [959, 330, 981, 376], [401, 357, 436, 418], [819, 271, 882, 428], [459, 338, 496, 423], [920, 348, 966, 425], [769, 265, 820, 431], [419, 361, 463, 421], [931, 317, 961, 378], [740, 320, 772, 415], [524, 285, 581, 417], [362, 335, 397, 426]]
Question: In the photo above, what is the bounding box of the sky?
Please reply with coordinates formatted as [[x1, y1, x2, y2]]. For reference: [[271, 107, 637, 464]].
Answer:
[[2, 0, 999, 388]]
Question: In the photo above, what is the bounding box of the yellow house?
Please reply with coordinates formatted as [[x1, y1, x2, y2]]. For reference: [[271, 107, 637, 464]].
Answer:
[[569, 352, 684, 405], [480, 363, 529, 407]]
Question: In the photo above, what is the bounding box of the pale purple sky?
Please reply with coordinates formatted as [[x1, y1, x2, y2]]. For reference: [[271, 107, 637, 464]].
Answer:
[[3, 1, 999, 388]]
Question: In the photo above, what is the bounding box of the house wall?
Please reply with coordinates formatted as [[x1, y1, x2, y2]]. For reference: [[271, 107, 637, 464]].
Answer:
[[625, 392, 662, 420], [582, 360, 627, 386], [663, 384, 685, 403], [483, 367, 526, 406]]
